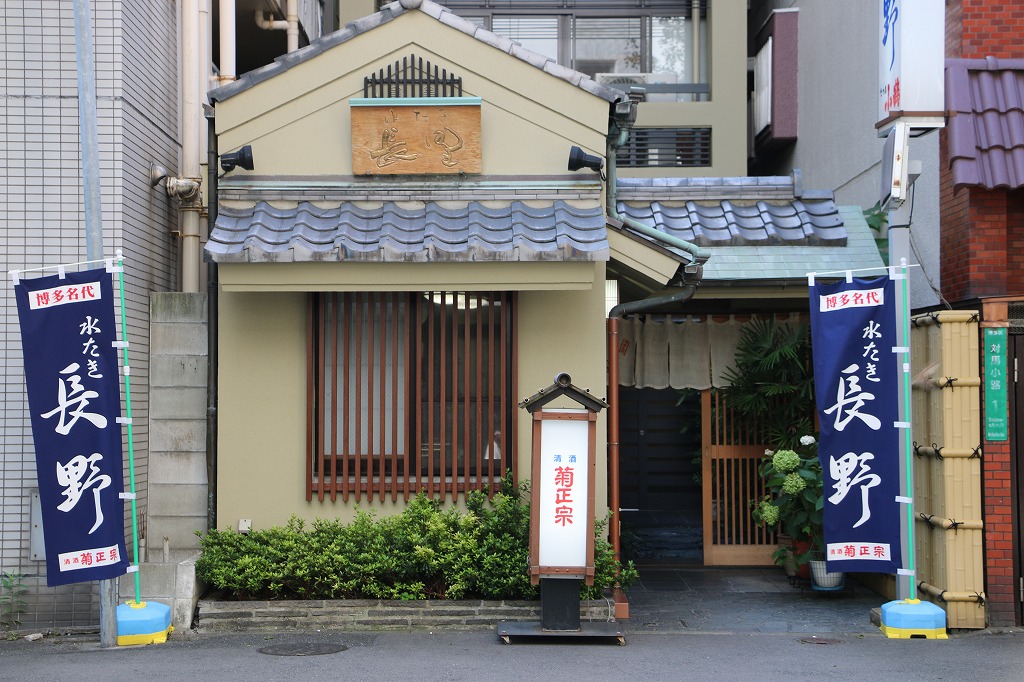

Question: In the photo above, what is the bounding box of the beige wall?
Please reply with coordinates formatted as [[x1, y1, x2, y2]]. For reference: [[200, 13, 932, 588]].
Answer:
[[215, 263, 609, 529], [213, 5, 617, 530], [337, 1, 377, 26], [628, 0, 749, 178]]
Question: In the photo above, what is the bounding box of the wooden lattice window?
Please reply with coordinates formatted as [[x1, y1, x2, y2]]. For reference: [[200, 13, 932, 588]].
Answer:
[[363, 54, 463, 98], [307, 291, 517, 502]]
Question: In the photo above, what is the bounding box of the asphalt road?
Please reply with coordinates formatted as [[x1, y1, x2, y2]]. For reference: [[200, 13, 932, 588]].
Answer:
[[1, 628, 1022, 682]]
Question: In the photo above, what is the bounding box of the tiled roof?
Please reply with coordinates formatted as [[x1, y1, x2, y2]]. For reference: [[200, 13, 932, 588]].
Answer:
[[209, 0, 622, 104], [206, 200, 609, 263], [696, 207, 883, 283], [946, 57, 1024, 191], [613, 177, 883, 283], [615, 175, 846, 246], [616, 199, 845, 246]]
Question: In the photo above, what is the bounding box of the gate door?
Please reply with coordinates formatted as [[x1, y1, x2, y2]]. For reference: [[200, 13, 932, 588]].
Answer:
[[701, 389, 776, 565]]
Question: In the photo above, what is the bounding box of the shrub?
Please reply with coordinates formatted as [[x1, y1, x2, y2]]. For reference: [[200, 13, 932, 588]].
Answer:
[[196, 474, 637, 601]]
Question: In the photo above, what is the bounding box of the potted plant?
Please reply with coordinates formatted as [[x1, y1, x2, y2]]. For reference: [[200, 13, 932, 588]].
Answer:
[[751, 436, 824, 576]]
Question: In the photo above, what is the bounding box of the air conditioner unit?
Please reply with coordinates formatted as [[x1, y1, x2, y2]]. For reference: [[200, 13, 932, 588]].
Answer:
[[596, 73, 678, 102]]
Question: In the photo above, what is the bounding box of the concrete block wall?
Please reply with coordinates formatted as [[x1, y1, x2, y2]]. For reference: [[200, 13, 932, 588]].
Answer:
[[147, 293, 209, 562]]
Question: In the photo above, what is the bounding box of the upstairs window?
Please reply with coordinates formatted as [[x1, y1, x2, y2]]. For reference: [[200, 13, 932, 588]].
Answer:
[[439, 1, 710, 102]]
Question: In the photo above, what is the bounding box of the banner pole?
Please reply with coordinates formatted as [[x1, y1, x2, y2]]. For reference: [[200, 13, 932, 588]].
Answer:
[[898, 257, 917, 601], [115, 251, 142, 605]]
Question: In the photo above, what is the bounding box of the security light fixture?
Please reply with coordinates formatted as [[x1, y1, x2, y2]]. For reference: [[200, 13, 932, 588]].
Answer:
[[568, 146, 604, 173], [220, 145, 254, 173]]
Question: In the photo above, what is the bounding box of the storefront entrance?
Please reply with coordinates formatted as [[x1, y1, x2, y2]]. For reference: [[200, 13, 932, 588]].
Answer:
[[618, 387, 776, 567]]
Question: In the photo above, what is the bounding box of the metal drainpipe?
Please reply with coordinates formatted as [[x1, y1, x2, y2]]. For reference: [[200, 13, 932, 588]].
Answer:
[[205, 107, 218, 532], [605, 126, 711, 265], [603, 100, 708, 581]]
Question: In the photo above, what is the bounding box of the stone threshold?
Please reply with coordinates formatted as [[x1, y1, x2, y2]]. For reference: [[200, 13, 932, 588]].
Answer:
[[195, 597, 617, 632]]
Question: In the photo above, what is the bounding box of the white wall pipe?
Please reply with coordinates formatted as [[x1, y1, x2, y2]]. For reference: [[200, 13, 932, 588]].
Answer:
[[692, 0, 701, 99], [199, 0, 210, 153], [286, 0, 298, 53], [255, 10, 287, 31], [219, 0, 236, 82], [181, 0, 202, 293], [255, 0, 299, 53]]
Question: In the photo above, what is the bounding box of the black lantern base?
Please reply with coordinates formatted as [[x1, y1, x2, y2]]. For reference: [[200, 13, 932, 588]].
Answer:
[[540, 577, 581, 631], [497, 620, 625, 645]]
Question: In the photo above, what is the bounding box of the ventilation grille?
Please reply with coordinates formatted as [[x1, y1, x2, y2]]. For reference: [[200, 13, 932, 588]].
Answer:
[[363, 53, 463, 98]]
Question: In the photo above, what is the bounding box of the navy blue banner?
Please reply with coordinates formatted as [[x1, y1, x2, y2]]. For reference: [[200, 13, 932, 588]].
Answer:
[[810, 276, 901, 574], [15, 268, 128, 586]]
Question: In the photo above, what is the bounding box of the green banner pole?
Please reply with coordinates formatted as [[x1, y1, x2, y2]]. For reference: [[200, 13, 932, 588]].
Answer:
[[115, 250, 142, 605], [898, 258, 916, 601]]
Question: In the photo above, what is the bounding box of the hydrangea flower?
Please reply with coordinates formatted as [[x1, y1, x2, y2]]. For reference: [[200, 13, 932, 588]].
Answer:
[[800, 435, 817, 447], [772, 449, 801, 473], [782, 472, 807, 494], [758, 500, 780, 526]]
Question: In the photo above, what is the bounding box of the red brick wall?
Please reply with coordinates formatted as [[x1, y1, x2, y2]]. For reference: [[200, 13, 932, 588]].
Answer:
[[967, 190, 1010, 298], [1007, 191, 1024, 294], [983, 437, 1015, 626], [944, 1, 1024, 627], [939, 133, 973, 301], [959, 1, 1024, 59]]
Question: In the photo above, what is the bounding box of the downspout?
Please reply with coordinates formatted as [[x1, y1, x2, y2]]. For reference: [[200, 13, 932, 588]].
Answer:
[[607, 286, 699, 620], [256, 0, 299, 53], [604, 106, 711, 265], [205, 105, 219, 532], [603, 98, 708, 613], [181, 0, 203, 292]]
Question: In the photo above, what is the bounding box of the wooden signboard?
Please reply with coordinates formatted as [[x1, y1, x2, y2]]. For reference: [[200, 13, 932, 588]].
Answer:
[[351, 98, 481, 175]]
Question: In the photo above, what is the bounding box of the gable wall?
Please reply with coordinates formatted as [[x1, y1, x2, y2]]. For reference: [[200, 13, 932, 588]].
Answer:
[[214, 12, 612, 178]]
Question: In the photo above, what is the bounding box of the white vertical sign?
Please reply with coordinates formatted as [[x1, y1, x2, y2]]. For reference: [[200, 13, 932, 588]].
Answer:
[[878, 0, 944, 124], [537, 410, 590, 572]]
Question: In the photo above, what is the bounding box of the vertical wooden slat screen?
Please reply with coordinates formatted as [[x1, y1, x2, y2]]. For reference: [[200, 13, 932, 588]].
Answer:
[[308, 291, 515, 502], [702, 388, 776, 565]]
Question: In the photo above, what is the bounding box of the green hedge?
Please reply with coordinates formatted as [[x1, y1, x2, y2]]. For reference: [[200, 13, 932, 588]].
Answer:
[[196, 477, 637, 601]]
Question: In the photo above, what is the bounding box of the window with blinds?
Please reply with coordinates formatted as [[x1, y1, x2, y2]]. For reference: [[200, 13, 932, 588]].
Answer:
[[307, 291, 517, 502], [616, 127, 712, 168]]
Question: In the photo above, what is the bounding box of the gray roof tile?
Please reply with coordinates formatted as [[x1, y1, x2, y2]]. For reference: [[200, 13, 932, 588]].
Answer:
[[617, 197, 847, 246], [207, 200, 609, 263], [946, 57, 1024, 190]]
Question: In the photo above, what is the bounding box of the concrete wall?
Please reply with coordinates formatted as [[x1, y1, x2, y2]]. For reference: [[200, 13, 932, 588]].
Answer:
[[147, 293, 209, 562]]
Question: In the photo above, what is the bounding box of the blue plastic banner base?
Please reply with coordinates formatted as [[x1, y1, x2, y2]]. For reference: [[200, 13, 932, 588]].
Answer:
[[116, 601, 173, 646], [879, 599, 947, 639]]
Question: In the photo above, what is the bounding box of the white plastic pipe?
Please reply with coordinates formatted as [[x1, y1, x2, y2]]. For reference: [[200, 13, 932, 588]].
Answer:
[[219, 0, 236, 82], [182, 0, 202, 293], [255, 0, 298, 53], [287, 0, 298, 53]]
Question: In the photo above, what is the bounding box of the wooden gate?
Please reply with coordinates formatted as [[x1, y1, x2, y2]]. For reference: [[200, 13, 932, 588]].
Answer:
[[701, 389, 776, 565]]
